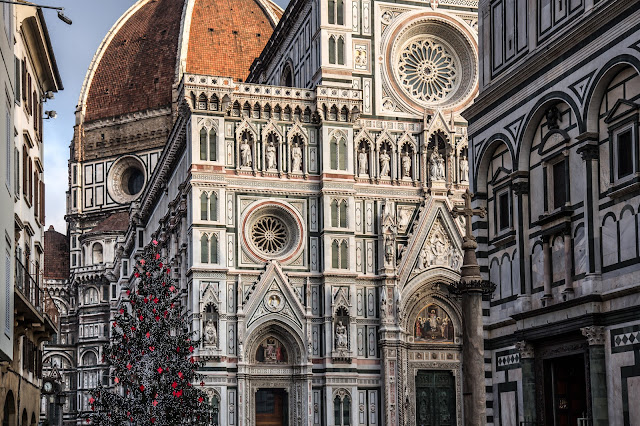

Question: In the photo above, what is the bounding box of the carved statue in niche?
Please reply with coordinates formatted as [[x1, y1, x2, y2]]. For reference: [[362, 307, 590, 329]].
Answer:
[[256, 337, 287, 363], [384, 235, 394, 264], [379, 148, 390, 177], [430, 152, 445, 181], [401, 151, 411, 178], [335, 321, 348, 349], [398, 207, 411, 232], [240, 139, 252, 167], [414, 304, 453, 342], [459, 156, 469, 181], [358, 147, 369, 175], [291, 142, 303, 172], [204, 319, 218, 347], [266, 141, 277, 170]]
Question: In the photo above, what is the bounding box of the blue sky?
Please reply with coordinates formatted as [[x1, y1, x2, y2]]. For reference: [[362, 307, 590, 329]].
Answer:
[[43, 0, 289, 234]]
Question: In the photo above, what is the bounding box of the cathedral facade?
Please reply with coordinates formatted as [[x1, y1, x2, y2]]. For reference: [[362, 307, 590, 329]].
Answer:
[[42, 0, 484, 424]]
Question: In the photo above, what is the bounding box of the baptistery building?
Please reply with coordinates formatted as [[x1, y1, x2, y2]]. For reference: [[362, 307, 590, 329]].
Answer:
[[42, 0, 483, 424]]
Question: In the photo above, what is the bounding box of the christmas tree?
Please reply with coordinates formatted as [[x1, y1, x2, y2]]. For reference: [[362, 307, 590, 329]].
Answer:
[[87, 240, 210, 425]]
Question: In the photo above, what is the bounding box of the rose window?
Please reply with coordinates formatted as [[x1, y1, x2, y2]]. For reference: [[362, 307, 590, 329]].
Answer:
[[397, 39, 457, 103], [251, 216, 289, 255]]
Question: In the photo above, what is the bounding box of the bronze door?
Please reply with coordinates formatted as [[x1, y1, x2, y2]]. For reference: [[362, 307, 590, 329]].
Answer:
[[256, 388, 288, 426], [415, 370, 456, 426]]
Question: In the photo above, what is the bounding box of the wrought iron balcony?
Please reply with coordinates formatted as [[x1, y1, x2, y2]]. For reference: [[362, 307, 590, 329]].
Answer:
[[15, 258, 58, 333]]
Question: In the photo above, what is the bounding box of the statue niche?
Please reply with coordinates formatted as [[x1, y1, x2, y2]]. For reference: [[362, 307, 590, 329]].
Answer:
[[414, 303, 454, 342], [334, 306, 350, 352], [203, 303, 218, 348], [256, 337, 288, 363]]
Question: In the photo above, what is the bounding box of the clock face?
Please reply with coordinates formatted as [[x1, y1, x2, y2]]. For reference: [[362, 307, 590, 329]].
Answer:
[[43, 381, 53, 393]]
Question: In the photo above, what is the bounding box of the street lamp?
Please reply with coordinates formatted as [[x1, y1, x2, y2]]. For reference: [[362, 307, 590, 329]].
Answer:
[[0, 0, 72, 25]]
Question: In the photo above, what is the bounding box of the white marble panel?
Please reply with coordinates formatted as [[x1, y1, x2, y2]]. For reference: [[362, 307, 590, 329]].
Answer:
[[602, 216, 618, 267], [501, 256, 512, 298], [620, 210, 636, 262], [532, 244, 544, 287], [552, 235, 565, 283], [500, 391, 517, 426], [511, 250, 520, 296], [573, 225, 587, 276]]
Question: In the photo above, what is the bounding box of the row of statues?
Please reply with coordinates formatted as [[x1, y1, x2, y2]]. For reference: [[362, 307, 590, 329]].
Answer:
[[239, 139, 468, 181], [240, 140, 304, 172], [358, 148, 413, 178]]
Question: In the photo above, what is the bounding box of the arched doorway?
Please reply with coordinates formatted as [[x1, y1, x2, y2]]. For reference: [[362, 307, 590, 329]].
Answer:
[[401, 283, 464, 426], [240, 321, 311, 426], [2, 391, 15, 426]]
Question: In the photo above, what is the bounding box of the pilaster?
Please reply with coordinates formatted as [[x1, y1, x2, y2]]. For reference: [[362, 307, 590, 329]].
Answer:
[[581, 326, 609, 426]]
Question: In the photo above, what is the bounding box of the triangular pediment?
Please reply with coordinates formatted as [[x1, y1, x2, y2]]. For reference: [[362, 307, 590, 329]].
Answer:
[[235, 117, 258, 139], [604, 99, 639, 124], [244, 261, 305, 331], [397, 201, 463, 288], [262, 119, 283, 141], [425, 109, 452, 137]]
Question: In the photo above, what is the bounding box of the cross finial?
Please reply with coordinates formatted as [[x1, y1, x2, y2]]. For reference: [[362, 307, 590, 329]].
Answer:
[[451, 190, 486, 241]]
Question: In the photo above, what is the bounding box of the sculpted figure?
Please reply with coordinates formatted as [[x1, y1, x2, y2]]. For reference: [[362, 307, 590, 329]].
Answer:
[[266, 142, 277, 170], [240, 140, 252, 167], [335, 321, 348, 349], [379, 149, 390, 177], [204, 319, 217, 347], [358, 148, 368, 175], [430, 152, 445, 180], [384, 235, 394, 264], [291, 142, 303, 172], [401, 151, 411, 178], [459, 155, 469, 181]]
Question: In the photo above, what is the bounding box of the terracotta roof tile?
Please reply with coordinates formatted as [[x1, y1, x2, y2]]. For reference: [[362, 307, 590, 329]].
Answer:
[[85, 0, 185, 122], [88, 211, 131, 234], [185, 0, 277, 82]]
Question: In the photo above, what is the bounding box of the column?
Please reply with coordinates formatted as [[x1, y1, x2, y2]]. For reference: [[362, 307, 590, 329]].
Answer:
[[515, 341, 536, 423], [562, 229, 574, 298], [577, 141, 600, 274], [541, 235, 552, 303], [581, 326, 609, 426]]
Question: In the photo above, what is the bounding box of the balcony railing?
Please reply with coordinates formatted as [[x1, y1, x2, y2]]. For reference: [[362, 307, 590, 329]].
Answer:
[[15, 259, 59, 325]]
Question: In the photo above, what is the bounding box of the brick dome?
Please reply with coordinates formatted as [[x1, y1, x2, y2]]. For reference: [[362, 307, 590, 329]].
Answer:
[[80, 0, 282, 123]]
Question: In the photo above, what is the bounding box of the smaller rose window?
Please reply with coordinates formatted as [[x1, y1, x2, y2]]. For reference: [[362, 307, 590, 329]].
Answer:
[[251, 216, 288, 255], [397, 38, 458, 103]]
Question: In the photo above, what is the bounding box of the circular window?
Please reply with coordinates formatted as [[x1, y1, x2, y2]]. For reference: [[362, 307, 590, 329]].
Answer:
[[397, 37, 458, 104], [242, 202, 304, 263], [251, 216, 288, 255], [385, 15, 478, 112], [107, 156, 147, 204]]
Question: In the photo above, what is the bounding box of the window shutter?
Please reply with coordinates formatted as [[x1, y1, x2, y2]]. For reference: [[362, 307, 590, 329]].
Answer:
[[5, 110, 10, 188], [22, 145, 26, 197], [4, 252, 9, 335], [40, 181, 44, 224], [21, 59, 26, 102]]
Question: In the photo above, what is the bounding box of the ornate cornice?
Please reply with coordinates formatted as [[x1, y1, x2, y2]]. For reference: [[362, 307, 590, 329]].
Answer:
[[515, 341, 535, 359]]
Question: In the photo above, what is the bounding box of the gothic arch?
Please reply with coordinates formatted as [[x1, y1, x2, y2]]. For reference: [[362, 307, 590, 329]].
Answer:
[[402, 282, 463, 345], [244, 320, 306, 365]]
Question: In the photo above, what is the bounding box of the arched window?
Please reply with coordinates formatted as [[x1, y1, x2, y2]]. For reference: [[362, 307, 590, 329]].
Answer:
[[84, 288, 98, 305], [339, 200, 348, 228], [282, 65, 293, 87], [201, 193, 208, 221], [331, 200, 339, 227], [337, 0, 344, 25], [330, 137, 338, 169], [210, 395, 220, 425], [201, 234, 209, 264], [338, 137, 347, 170], [340, 240, 348, 269], [92, 243, 103, 264], [329, 36, 336, 64], [210, 234, 218, 264], [200, 128, 207, 160], [82, 351, 97, 366], [209, 129, 217, 161], [200, 128, 217, 161], [210, 192, 218, 221], [332, 240, 340, 269], [333, 392, 351, 425], [337, 37, 345, 65], [328, 0, 335, 24]]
